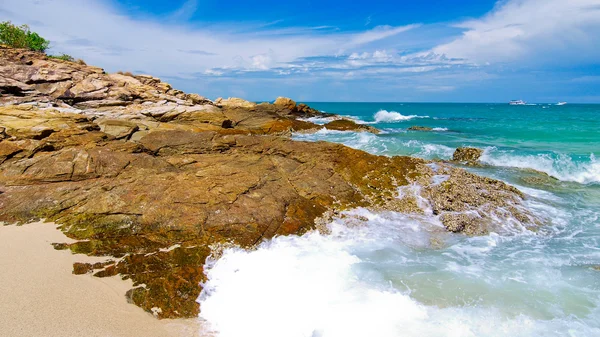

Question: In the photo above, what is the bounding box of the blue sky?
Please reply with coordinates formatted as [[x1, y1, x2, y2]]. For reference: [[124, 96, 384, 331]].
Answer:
[[2, 0, 600, 102]]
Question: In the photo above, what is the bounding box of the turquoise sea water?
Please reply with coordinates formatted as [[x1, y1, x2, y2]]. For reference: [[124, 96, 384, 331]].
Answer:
[[197, 103, 600, 337]]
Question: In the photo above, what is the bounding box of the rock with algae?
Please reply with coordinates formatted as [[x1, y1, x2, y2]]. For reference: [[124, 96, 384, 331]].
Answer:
[[452, 147, 484, 165]]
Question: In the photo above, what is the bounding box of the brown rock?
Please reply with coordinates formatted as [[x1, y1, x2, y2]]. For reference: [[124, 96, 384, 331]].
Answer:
[[215, 97, 256, 108], [98, 120, 140, 140], [72, 262, 94, 275], [452, 147, 483, 164], [273, 97, 297, 110], [324, 119, 380, 134], [0, 141, 22, 164]]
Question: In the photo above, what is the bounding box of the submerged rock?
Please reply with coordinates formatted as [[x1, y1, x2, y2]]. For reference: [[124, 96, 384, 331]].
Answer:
[[452, 147, 484, 164], [408, 126, 433, 131]]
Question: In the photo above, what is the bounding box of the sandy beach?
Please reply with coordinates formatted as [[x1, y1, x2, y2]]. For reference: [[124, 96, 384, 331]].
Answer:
[[0, 222, 206, 337]]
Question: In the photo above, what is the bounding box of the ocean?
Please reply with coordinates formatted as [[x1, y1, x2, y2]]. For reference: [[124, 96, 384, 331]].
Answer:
[[197, 103, 600, 336]]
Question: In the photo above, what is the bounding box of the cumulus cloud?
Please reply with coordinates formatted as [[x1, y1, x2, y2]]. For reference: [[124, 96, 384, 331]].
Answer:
[[433, 0, 600, 65]]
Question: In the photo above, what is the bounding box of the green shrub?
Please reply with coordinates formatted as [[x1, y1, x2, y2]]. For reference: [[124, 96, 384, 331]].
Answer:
[[48, 53, 75, 62], [0, 21, 49, 52]]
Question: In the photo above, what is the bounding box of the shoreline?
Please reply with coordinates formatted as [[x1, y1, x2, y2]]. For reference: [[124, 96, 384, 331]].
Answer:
[[0, 46, 539, 319], [0, 222, 206, 337]]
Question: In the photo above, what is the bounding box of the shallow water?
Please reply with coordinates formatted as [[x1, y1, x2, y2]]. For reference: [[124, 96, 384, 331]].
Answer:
[[198, 103, 600, 336]]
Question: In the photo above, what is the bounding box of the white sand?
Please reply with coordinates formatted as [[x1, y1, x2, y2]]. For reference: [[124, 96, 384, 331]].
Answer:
[[0, 222, 209, 337]]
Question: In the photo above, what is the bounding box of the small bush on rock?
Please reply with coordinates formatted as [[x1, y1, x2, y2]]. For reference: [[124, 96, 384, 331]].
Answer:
[[49, 53, 75, 62]]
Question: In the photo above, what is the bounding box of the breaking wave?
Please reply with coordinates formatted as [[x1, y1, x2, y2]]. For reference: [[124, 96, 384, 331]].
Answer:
[[198, 205, 599, 337], [480, 149, 600, 184], [373, 110, 429, 123], [298, 116, 340, 125]]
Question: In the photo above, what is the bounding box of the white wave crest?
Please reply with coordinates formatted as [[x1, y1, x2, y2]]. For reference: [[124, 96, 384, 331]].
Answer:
[[480, 149, 600, 184], [373, 110, 429, 123], [432, 127, 448, 131], [198, 208, 598, 337], [297, 116, 340, 125]]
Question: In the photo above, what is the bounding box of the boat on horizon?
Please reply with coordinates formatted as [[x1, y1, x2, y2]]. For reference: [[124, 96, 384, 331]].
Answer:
[[557, 102, 567, 106], [509, 100, 526, 105]]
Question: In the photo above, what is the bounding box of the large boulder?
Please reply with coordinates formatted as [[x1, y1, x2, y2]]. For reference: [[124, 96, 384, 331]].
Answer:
[[324, 119, 380, 134], [452, 147, 483, 164], [273, 96, 297, 110]]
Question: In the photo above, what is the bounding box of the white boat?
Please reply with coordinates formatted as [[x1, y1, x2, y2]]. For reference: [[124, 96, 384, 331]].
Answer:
[[556, 102, 567, 106], [509, 100, 526, 105]]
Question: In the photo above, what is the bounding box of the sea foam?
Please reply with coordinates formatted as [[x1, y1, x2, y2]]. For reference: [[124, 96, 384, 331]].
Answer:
[[197, 207, 600, 337]]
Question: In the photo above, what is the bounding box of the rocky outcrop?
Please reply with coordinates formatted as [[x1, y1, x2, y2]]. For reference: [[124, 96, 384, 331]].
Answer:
[[272, 96, 331, 118], [324, 119, 380, 133], [452, 147, 484, 164], [273, 96, 297, 110], [0, 46, 540, 319], [215, 97, 256, 108]]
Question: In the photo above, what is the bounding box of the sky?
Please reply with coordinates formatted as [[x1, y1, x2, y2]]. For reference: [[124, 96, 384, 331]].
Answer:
[[1, 0, 600, 102]]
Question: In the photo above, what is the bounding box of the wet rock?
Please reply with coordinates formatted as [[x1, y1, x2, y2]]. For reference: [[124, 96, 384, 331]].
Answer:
[[73, 262, 94, 275], [452, 147, 483, 164], [518, 169, 560, 186], [324, 119, 380, 134], [439, 213, 484, 234], [413, 164, 536, 235]]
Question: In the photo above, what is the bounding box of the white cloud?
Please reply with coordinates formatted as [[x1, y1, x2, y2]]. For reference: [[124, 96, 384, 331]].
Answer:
[[3, 0, 598, 102], [169, 0, 199, 21], [348, 25, 420, 46], [250, 53, 274, 70], [0, 0, 419, 78], [433, 0, 600, 65]]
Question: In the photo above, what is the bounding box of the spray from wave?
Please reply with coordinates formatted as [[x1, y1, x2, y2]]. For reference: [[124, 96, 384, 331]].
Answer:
[[480, 149, 600, 184], [197, 206, 599, 337], [373, 110, 429, 123]]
